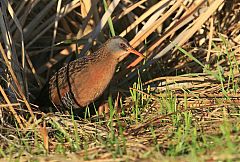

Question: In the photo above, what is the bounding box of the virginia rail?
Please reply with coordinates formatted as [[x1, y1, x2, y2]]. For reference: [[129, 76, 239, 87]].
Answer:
[[48, 36, 143, 112]]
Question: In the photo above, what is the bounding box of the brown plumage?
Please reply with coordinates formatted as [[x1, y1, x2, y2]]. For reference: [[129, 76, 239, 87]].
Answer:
[[48, 36, 143, 110]]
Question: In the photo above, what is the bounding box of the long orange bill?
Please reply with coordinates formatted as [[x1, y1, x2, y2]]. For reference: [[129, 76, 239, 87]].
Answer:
[[127, 47, 145, 58], [127, 47, 145, 69]]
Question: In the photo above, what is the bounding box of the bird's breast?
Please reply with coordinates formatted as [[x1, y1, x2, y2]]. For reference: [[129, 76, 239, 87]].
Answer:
[[70, 57, 117, 107]]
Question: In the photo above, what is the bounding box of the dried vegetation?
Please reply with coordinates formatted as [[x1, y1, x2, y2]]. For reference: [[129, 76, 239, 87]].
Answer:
[[0, 0, 240, 161]]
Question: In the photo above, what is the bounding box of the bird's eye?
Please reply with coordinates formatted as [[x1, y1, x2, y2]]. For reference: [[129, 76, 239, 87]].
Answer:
[[119, 43, 127, 49]]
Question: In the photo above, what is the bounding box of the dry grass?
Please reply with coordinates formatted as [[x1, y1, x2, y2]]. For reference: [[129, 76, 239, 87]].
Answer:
[[0, 0, 240, 161]]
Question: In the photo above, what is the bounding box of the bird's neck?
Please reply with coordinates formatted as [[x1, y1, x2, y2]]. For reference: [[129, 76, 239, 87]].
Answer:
[[93, 46, 108, 59], [96, 53, 118, 70]]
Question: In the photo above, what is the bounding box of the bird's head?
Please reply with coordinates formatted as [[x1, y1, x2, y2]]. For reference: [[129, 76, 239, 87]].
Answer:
[[105, 36, 144, 62]]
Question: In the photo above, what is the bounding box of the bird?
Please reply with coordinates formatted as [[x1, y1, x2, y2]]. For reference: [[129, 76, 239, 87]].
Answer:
[[45, 36, 143, 113]]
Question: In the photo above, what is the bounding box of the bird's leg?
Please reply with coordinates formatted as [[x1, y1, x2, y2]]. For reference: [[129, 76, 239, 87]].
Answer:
[[98, 102, 109, 115], [114, 92, 121, 114], [98, 87, 110, 116], [98, 92, 121, 117], [97, 84, 119, 116]]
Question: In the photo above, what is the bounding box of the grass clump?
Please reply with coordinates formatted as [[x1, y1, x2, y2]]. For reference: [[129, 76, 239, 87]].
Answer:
[[0, 0, 240, 162]]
